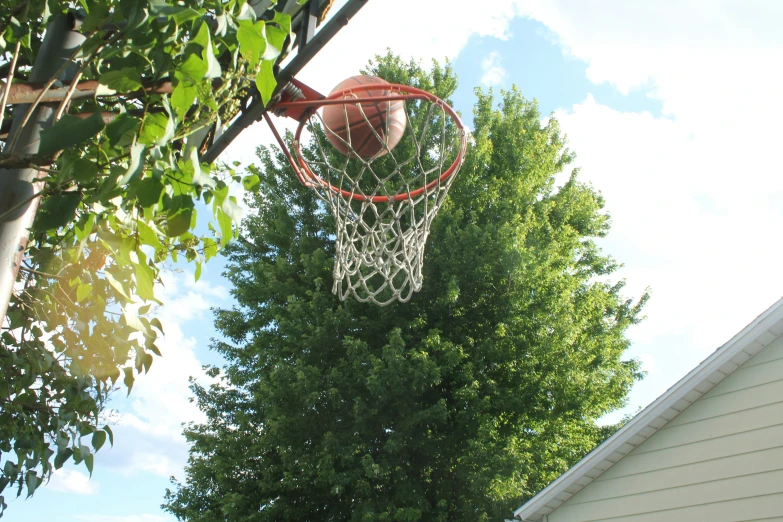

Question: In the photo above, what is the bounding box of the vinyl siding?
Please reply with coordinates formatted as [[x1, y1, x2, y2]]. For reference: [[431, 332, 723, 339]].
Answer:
[[547, 336, 783, 522]]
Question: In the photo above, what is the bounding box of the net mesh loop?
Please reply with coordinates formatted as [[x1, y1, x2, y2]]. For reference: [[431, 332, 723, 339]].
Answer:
[[288, 84, 467, 306]]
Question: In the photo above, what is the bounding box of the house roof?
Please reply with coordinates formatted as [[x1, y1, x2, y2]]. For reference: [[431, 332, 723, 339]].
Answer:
[[513, 296, 783, 522]]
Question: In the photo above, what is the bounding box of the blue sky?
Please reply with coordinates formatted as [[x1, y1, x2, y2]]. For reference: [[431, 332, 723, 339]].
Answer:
[[7, 1, 783, 520]]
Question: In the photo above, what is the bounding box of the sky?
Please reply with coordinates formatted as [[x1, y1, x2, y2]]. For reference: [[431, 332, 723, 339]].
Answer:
[[6, 1, 783, 520]]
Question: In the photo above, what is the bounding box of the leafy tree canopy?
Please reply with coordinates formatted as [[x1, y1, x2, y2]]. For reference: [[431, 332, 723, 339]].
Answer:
[[0, 0, 291, 513], [163, 52, 648, 521]]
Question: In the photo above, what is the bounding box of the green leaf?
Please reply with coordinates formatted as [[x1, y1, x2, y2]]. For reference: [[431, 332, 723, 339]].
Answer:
[[137, 220, 165, 252], [217, 208, 233, 247], [98, 67, 143, 92], [190, 148, 216, 188], [149, 1, 201, 24], [55, 433, 68, 450], [145, 335, 162, 356], [91, 431, 107, 452], [134, 259, 156, 302], [192, 168, 216, 189], [53, 448, 72, 470], [105, 271, 131, 301], [119, 141, 146, 185], [171, 82, 198, 120], [139, 113, 173, 147], [235, 2, 257, 21], [160, 97, 176, 144], [272, 11, 292, 35], [194, 261, 202, 282], [215, 13, 228, 36], [80, 2, 111, 32], [264, 25, 287, 59], [123, 367, 134, 395], [72, 446, 83, 465], [193, 21, 221, 79], [221, 197, 243, 221], [242, 174, 261, 192], [39, 113, 106, 156], [256, 59, 277, 106], [103, 426, 114, 447], [84, 453, 94, 476], [237, 20, 267, 69], [176, 53, 208, 86], [76, 284, 92, 303], [36, 193, 81, 231], [150, 318, 165, 336], [25, 471, 40, 498], [119, 1, 150, 29], [142, 353, 153, 373], [69, 158, 99, 183], [5, 16, 29, 46], [166, 196, 195, 237], [105, 113, 141, 148], [202, 237, 218, 262], [75, 213, 96, 243], [204, 45, 222, 79], [124, 306, 150, 334], [137, 177, 164, 208]]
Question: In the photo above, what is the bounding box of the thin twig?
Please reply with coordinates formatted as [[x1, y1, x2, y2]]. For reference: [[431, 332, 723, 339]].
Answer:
[[8, 26, 103, 152], [19, 266, 63, 280], [0, 39, 22, 136], [53, 69, 84, 122], [53, 39, 108, 122], [0, 2, 28, 134], [39, 287, 73, 314], [0, 186, 47, 222]]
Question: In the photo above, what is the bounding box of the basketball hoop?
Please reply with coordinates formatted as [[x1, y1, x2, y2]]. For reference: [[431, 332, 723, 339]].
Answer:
[[265, 77, 468, 306]]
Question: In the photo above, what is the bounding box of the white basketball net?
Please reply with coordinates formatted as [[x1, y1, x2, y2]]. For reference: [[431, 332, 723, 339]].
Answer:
[[294, 92, 467, 306]]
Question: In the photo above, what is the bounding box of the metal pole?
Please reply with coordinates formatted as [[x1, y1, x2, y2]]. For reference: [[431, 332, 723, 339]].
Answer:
[[201, 0, 368, 164], [0, 15, 86, 325]]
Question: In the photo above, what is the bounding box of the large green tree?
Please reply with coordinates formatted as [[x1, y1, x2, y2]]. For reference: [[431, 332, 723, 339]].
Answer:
[[164, 54, 648, 521]]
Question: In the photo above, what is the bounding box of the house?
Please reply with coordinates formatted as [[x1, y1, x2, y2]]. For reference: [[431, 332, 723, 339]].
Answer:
[[513, 297, 783, 522]]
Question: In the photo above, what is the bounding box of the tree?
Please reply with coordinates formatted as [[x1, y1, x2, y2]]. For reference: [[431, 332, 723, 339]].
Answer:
[[0, 0, 293, 513], [163, 53, 648, 521]]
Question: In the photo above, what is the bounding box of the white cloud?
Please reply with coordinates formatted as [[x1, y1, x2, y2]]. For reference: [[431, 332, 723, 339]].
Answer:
[[515, 0, 783, 189], [555, 95, 783, 364], [46, 469, 99, 495], [296, 0, 523, 90], [480, 51, 507, 86], [514, 1, 783, 94], [637, 353, 659, 375], [516, 0, 783, 408]]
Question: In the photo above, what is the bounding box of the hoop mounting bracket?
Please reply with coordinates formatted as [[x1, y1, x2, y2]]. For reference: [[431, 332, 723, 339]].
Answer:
[[268, 79, 324, 122]]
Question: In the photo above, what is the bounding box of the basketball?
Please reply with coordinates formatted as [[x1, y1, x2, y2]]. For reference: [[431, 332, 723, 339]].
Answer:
[[322, 75, 406, 158]]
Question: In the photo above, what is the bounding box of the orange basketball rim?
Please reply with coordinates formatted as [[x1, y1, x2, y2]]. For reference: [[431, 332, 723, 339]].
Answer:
[[264, 77, 468, 203]]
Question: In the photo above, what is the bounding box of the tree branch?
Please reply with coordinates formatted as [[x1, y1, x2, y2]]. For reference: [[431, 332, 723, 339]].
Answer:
[[0, 151, 56, 169]]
